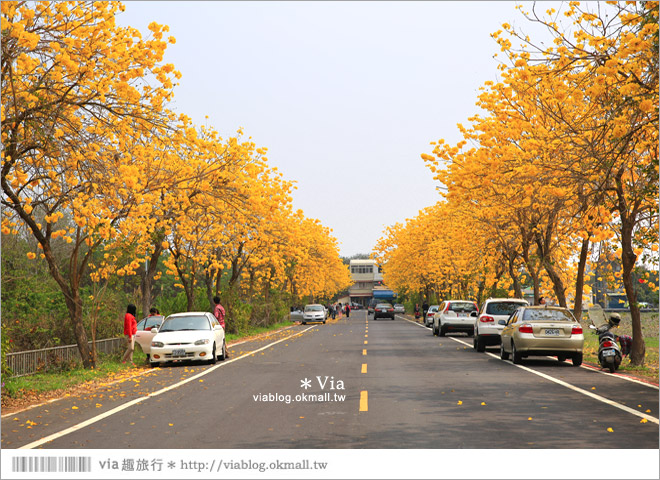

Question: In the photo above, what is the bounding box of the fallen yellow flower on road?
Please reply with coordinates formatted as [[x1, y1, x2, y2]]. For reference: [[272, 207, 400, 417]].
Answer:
[[71, 406, 78, 410], [527, 417, 533, 421], [607, 427, 614, 432], [481, 402, 487, 406], [640, 419, 648, 424], [457, 401, 463, 405]]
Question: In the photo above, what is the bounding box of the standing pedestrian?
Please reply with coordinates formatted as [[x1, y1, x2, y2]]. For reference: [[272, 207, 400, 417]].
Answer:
[[122, 304, 137, 364], [213, 296, 229, 358], [213, 296, 226, 330], [345, 303, 351, 318], [331, 304, 337, 320]]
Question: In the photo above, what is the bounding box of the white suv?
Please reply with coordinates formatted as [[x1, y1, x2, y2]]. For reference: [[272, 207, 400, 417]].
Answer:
[[472, 298, 529, 351], [433, 300, 478, 336]]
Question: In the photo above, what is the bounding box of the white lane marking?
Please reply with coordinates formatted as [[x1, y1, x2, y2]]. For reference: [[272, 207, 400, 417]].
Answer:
[[579, 363, 659, 390], [2, 326, 300, 420], [399, 316, 428, 328], [447, 336, 659, 424], [18, 325, 316, 449]]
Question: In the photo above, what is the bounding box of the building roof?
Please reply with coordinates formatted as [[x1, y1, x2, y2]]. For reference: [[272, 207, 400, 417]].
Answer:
[[350, 259, 378, 267]]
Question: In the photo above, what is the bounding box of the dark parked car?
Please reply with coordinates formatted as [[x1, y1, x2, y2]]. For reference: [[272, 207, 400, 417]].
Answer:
[[374, 303, 395, 320]]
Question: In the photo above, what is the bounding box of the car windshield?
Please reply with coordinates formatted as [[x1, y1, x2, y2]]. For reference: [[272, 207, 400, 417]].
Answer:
[[486, 302, 526, 316], [449, 302, 476, 312], [376, 304, 392, 308], [159, 315, 210, 332], [305, 305, 324, 312], [429, 306, 439, 312], [523, 309, 574, 322]]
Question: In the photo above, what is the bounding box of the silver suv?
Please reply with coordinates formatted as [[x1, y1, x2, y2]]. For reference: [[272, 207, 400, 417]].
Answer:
[[472, 298, 528, 351]]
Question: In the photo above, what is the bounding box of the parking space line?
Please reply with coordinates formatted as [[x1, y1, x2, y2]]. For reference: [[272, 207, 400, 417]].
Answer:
[[17, 325, 317, 449], [446, 336, 659, 425]]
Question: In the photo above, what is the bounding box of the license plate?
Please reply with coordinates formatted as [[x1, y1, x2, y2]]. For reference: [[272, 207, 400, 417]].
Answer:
[[458, 313, 467, 317], [602, 349, 616, 357], [172, 348, 186, 357], [545, 329, 560, 336]]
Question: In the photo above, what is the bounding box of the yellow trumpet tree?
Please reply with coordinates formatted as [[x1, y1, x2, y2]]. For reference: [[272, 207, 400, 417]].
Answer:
[[1, 1, 182, 367]]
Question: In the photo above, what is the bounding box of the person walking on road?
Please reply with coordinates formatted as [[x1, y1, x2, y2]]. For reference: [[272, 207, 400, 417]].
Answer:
[[345, 303, 351, 318], [122, 304, 137, 364]]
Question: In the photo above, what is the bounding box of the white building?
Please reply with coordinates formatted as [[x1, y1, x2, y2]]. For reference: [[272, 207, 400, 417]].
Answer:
[[348, 259, 395, 306]]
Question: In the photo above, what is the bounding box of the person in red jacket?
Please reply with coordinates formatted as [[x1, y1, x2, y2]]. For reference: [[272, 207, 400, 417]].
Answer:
[[122, 304, 137, 364], [345, 303, 351, 318]]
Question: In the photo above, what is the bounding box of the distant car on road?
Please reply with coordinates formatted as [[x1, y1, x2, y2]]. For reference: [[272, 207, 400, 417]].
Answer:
[[433, 300, 478, 336], [473, 298, 528, 352], [393, 304, 405, 314], [302, 304, 327, 324], [149, 312, 226, 367], [374, 303, 395, 320], [499, 306, 584, 366], [134, 315, 165, 360]]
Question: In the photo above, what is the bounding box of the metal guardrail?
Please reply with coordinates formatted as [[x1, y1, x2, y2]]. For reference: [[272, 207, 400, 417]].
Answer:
[[5, 338, 125, 378]]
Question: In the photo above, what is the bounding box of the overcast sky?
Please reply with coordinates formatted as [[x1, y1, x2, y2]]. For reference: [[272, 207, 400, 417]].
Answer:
[[117, 1, 526, 257]]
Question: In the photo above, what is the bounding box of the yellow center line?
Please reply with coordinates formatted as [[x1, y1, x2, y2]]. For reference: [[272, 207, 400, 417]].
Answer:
[[361, 363, 367, 374], [363, 349, 367, 356], [359, 391, 368, 412], [364, 340, 368, 345], [365, 334, 368, 337]]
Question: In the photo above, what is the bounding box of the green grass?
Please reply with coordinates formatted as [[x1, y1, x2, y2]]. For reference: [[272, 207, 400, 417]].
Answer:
[[1, 351, 144, 399], [580, 311, 659, 382]]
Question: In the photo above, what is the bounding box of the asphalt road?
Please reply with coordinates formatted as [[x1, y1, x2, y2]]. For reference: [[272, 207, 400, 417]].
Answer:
[[2, 310, 658, 449]]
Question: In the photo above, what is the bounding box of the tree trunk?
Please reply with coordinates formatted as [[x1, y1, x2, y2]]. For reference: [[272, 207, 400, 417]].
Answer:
[[542, 259, 568, 307], [572, 239, 590, 320], [507, 254, 523, 298], [140, 239, 164, 317], [620, 216, 645, 366]]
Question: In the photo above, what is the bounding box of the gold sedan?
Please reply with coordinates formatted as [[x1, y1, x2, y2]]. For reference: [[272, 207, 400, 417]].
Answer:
[[499, 306, 584, 366]]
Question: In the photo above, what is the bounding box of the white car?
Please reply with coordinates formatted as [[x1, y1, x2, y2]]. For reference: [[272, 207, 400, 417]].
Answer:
[[149, 312, 226, 367], [424, 305, 440, 328], [433, 300, 478, 336], [472, 298, 529, 352], [302, 304, 326, 324], [134, 315, 165, 360], [393, 304, 405, 314]]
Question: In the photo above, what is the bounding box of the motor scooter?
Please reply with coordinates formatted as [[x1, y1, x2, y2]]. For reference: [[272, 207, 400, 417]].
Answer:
[[587, 305, 623, 373]]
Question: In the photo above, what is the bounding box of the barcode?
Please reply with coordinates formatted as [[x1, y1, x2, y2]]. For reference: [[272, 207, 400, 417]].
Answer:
[[12, 456, 92, 473]]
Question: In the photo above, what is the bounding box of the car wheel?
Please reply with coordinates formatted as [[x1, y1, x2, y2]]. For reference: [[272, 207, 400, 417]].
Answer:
[[467, 329, 474, 338], [209, 343, 217, 365], [302, 321, 306, 325], [557, 355, 566, 363], [150, 361, 159, 368], [500, 342, 509, 360], [512, 341, 523, 364], [438, 325, 446, 337], [572, 352, 583, 367], [475, 335, 485, 353], [323, 319, 326, 324], [219, 340, 227, 361]]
